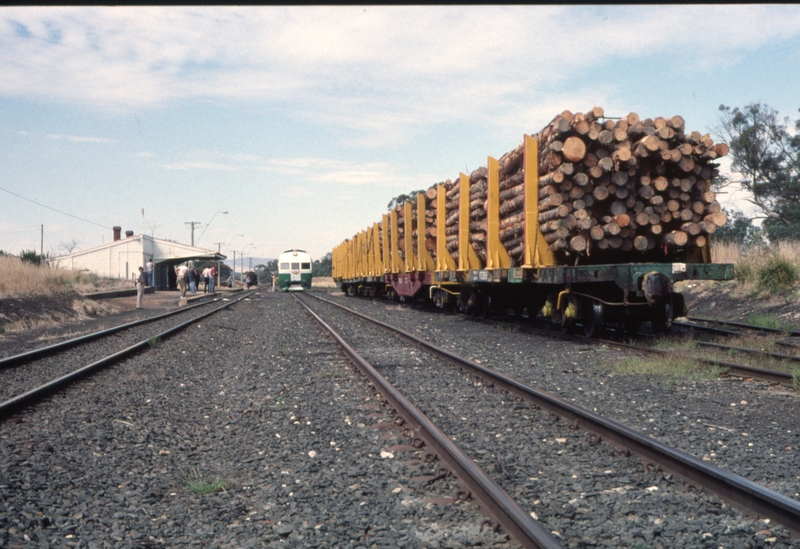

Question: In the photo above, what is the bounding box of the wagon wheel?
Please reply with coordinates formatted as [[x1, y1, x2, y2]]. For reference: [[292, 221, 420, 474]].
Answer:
[[580, 300, 604, 338]]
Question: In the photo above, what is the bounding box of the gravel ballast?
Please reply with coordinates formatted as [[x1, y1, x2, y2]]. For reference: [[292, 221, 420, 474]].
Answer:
[[0, 292, 513, 548], [2, 289, 799, 548]]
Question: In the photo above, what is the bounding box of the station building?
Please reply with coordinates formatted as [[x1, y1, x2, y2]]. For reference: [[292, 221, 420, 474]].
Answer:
[[50, 226, 226, 291]]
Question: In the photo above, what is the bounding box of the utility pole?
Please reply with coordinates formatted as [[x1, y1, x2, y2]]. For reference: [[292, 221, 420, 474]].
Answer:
[[40, 225, 43, 259], [184, 221, 201, 246], [214, 242, 225, 287]]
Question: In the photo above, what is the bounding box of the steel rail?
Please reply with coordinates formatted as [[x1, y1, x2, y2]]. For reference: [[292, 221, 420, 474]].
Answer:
[[686, 316, 800, 337], [305, 293, 800, 537], [698, 341, 800, 364], [293, 295, 565, 549], [0, 294, 228, 369], [0, 291, 256, 420]]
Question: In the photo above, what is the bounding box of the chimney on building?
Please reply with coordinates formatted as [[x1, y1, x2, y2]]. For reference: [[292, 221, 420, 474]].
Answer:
[[125, 230, 134, 239], [113, 226, 121, 241]]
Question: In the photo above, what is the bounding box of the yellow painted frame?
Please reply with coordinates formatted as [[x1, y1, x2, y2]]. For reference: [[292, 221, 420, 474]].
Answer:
[[486, 156, 511, 269], [404, 200, 416, 272], [416, 191, 435, 272], [523, 134, 554, 268], [382, 214, 390, 273], [436, 183, 457, 272], [458, 173, 480, 271], [390, 209, 404, 274]]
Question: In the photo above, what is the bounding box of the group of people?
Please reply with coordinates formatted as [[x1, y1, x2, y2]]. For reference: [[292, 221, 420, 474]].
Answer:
[[135, 258, 230, 309], [175, 262, 217, 298]]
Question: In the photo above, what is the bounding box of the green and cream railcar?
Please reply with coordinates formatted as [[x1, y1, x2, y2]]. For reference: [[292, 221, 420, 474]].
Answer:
[[278, 249, 313, 291]]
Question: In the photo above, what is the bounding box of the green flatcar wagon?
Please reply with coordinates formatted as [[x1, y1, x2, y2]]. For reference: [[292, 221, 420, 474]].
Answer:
[[278, 249, 313, 291]]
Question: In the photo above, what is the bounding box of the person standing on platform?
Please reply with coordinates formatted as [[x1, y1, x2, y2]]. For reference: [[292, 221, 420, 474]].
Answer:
[[135, 266, 146, 309], [175, 263, 188, 298], [145, 258, 155, 288], [208, 265, 217, 293], [188, 264, 198, 294], [201, 266, 211, 293]]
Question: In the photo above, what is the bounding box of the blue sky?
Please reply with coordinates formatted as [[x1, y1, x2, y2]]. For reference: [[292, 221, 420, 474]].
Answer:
[[1, 5, 799, 264]]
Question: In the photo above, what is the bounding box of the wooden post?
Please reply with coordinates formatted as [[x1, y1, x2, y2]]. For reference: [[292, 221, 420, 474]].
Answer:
[[486, 156, 511, 270]]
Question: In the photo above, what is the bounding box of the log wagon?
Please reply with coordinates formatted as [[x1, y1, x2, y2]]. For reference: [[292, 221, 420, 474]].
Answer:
[[332, 108, 734, 336]]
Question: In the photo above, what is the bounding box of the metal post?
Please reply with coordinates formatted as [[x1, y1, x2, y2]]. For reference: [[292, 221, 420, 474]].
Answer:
[[40, 225, 43, 260]]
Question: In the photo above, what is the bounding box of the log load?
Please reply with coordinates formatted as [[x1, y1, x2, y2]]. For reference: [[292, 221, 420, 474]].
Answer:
[[395, 106, 728, 269], [492, 107, 728, 264]]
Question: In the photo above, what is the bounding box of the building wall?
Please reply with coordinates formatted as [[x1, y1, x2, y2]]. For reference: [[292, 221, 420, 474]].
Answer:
[[52, 238, 144, 280]]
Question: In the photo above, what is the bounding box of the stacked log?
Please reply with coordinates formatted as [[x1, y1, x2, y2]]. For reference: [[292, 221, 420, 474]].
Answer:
[[496, 107, 728, 264], [393, 107, 728, 269]]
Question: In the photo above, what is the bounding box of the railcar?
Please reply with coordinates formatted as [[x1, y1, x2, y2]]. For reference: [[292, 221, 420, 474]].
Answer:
[[278, 249, 313, 291], [332, 112, 734, 336]]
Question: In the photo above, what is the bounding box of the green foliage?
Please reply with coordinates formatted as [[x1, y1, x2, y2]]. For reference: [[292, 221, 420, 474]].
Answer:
[[183, 468, 227, 494], [20, 249, 44, 265], [0, 325, 4, 334], [387, 189, 427, 210], [714, 208, 764, 246], [313, 253, 332, 276], [756, 256, 799, 292], [717, 103, 800, 242], [744, 313, 793, 332], [147, 336, 161, 348]]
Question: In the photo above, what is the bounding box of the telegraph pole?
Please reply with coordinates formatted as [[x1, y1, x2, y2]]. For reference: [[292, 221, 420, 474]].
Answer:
[[214, 242, 225, 287], [184, 221, 201, 246]]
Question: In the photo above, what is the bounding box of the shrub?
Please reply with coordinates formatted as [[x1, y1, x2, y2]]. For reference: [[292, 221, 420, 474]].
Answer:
[[756, 256, 799, 292]]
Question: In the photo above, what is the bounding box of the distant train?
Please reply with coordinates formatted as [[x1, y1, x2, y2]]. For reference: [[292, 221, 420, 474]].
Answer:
[[278, 249, 313, 291]]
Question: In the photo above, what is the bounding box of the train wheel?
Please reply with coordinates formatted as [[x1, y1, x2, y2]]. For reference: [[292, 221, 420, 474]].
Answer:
[[651, 297, 674, 335], [479, 293, 492, 320], [623, 319, 643, 338], [346, 285, 356, 297], [580, 300, 604, 338]]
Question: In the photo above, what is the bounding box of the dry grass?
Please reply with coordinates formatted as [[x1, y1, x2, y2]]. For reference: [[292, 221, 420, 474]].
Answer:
[[0, 256, 128, 298], [313, 276, 337, 288], [711, 240, 800, 294]]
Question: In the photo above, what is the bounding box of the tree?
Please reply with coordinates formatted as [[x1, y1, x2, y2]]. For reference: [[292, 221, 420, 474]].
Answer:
[[713, 208, 764, 247], [716, 103, 800, 241], [312, 253, 332, 276], [59, 238, 79, 254], [20, 249, 45, 265], [387, 189, 427, 210]]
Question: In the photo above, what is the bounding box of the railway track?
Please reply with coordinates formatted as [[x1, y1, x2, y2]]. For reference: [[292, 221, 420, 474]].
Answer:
[[298, 292, 800, 545], [342, 288, 800, 387], [0, 290, 256, 419]]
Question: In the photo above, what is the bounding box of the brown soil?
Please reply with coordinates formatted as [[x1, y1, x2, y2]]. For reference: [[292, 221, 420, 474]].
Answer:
[[677, 280, 800, 329], [0, 291, 182, 350]]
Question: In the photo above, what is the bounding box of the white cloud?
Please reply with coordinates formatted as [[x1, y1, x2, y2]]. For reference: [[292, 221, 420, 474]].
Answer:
[[2, 6, 800, 146], [45, 133, 116, 143], [162, 160, 236, 171]]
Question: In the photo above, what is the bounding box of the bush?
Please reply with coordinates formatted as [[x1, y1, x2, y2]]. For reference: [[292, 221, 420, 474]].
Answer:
[[757, 257, 799, 292], [20, 249, 44, 265]]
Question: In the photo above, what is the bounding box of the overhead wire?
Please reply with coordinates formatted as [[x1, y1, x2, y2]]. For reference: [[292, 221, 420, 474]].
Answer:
[[0, 184, 112, 230]]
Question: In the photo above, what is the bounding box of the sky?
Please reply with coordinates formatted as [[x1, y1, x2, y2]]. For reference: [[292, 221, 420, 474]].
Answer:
[[1, 5, 800, 266]]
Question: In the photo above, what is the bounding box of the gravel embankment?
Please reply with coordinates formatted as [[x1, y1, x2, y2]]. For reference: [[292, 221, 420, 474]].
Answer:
[[306, 292, 800, 548], [0, 292, 513, 548]]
